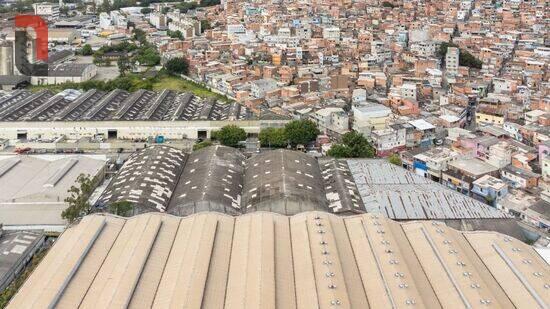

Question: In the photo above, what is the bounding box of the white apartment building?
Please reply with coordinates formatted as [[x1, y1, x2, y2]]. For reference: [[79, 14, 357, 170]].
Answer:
[[99, 12, 112, 29], [370, 127, 406, 156], [110, 11, 127, 28], [352, 103, 392, 134], [227, 24, 246, 36], [294, 26, 312, 40], [410, 41, 437, 57], [446, 47, 459, 75], [311, 107, 349, 135], [250, 78, 278, 98], [322, 26, 340, 41], [33, 2, 60, 20], [168, 19, 201, 39], [401, 83, 417, 100], [149, 13, 168, 29], [371, 40, 391, 62]]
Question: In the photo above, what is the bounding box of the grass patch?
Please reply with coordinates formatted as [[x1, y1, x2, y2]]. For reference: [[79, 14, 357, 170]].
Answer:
[[152, 75, 232, 103]]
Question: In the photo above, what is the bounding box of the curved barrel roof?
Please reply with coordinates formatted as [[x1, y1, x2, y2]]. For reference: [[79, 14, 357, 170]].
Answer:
[[97, 145, 186, 213], [242, 149, 328, 215], [168, 145, 245, 216]]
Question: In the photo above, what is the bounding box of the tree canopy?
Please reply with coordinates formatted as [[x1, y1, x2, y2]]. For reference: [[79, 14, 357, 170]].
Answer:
[[259, 127, 287, 148], [193, 140, 213, 151], [108, 201, 134, 217], [167, 30, 184, 40], [327, 131, 375, 158], [213, 125, 247, 147], [164, 57, 189, 75], [388, 153, 402, 166], [62, 174, 96, 224], [117, 56, 133, 76], [135, 46, 161, 66], [284, 119, 319, 147], [200, 20, 212, 33], [81, 44, 93, 56]]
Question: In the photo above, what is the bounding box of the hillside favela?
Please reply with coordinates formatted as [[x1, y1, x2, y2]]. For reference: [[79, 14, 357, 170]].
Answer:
[[0, 0, 548, 307]]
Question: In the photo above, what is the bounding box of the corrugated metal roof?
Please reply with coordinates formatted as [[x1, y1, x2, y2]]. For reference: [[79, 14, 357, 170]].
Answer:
[[347, 159, 510, 220], [0, 90, 253, 122], [8, 212, 549, 309], [168, 145, 245, 216], [242, 150, 328, 215], [97, 146, 186, 213]]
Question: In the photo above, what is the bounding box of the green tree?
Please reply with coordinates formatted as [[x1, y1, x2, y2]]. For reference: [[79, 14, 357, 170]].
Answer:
[[284, 119, 319, 147], [133, 28, 147, 44], [141, 7, 152, 14], [62, 174, 96, 224], [164, 57, 189, 75], [109, 200, 134, 217], [199, 0, 220, 6], [259, 127, 287, 148], [326, 144, 352, 158], [214, 125, 247, 147], [388, 153, 402, 166], [117, 56, 133, 76], [81, 44, 93, 56], [167, 30, 184, 39], [99, 0, 112, 12], [136, 46, 160, 66], [193, 140, 213, 151], [327, 131, 375, 158], [200, 20, 212, 33], [342, 131, 375, 157]]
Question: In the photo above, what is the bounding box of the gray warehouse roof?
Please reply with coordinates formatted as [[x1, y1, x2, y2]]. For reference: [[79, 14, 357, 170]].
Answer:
[[0, 155, 106, 228], [242, 149, 328, 215], [318, 158, 364, 214], [168, 145, 245, 216], [0, 155, 105, 204], [347, 159, 510, 220], [97, 146, 186, 213], [48, 63, 94, 77], [96, 147, 510, 220], [0, 89, 253, 122], [0, 230, 45, 291]]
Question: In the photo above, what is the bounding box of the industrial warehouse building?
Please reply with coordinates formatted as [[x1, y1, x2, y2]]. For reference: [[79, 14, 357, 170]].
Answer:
[[98, 145, 508, 220], [0, 155, 107, 231], [7, 212, 550, 308], [0, 89, 285, 141]]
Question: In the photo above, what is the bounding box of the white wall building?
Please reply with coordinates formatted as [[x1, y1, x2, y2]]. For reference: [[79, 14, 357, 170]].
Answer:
[[99, 12, 112, 29], [311, 107, 349, 135], [322, 26, 340, 41], [250, 78, 278, 98], [446, 47, 459, 75], [149, 13, 167, 29], [33, 2, 60, 20], [227, 24, 246, 36]]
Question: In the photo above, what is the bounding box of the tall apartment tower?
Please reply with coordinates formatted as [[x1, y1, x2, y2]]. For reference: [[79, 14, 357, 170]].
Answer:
[[0, 43, 14, 75], [446, 46, 459, 75]]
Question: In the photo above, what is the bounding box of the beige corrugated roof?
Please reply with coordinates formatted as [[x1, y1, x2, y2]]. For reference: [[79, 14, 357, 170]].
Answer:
[[8, 212, 550, 309]]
